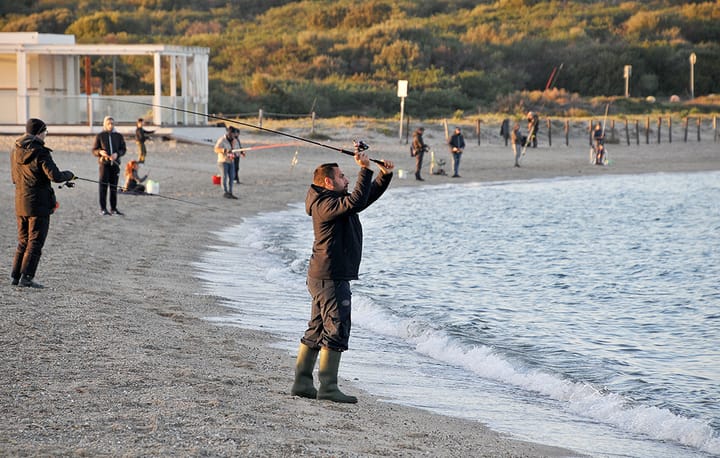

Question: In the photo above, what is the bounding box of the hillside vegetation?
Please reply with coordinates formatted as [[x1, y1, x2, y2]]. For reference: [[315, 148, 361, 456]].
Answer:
[[2, 0, 719, 117]]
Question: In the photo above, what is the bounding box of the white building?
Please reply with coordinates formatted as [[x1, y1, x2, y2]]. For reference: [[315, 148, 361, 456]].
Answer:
[[0, 32, 210, 128]]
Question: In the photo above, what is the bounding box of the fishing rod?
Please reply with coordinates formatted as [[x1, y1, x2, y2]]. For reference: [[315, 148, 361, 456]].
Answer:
[[600, 103, 610, 165], [106, 98, 387, 165], [545, 63, 564, 90], [63, 176, 207, 207], [231, 142, 299, 153]]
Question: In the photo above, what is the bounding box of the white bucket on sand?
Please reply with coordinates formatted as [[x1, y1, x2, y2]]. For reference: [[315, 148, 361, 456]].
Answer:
[[397, 169, 407, 179], [146, 180, 159, 194]]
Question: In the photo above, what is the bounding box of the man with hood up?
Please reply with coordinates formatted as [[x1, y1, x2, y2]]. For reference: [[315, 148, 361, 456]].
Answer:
[[92, 116, 126, 215], [11, 118, 75, 288], [291, 151, 394, 403]]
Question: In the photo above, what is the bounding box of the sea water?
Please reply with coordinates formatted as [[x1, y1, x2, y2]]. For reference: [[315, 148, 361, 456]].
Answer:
[[195, 171, 720, 457]]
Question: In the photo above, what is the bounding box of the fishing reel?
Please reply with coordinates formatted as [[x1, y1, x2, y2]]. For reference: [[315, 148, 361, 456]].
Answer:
[[353, 139, 370, 153], [58, 180, 75, 189]]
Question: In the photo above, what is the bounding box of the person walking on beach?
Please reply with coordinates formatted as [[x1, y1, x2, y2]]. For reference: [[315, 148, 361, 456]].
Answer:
[[411, 127, 428, 181], [214, 126, 244, 199], [135, 118, 154, 164], [448, 127, 465, 177], [291, 152, 394, 403], [92, 116, 126, 216], [511, 122, 526, 167], [10, 118, 75, 288]]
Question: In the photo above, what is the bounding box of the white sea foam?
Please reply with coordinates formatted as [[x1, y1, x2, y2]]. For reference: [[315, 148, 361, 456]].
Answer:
[[352, 294, 720, 455]]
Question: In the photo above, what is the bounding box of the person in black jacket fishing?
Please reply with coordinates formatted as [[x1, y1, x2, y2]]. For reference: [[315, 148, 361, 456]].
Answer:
[[10, 118, 75, 288], [92, 116, 126, 215], [291, 151, 394, 403], [135, 117, 154, 164]]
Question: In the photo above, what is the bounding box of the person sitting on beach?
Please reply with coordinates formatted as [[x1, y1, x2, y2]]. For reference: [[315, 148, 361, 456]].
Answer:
[[123, 160, 148, 193]]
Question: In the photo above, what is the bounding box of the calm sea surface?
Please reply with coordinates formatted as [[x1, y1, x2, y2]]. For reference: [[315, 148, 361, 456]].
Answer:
[[196, 171, 720, 457]]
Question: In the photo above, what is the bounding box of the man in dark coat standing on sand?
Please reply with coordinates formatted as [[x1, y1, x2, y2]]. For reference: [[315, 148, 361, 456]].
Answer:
[[291, 151, 394, 403], [10, 118, 75, 288]]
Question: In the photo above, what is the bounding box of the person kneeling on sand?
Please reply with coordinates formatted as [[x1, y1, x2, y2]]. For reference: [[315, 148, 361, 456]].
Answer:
[[291, 152, 394, 403], [123, 160, 148, 193]]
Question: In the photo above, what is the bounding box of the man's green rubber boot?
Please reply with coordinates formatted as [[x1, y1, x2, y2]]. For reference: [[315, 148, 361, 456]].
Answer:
[[290, 343, 319, 399], [317, 347, 358, 404]]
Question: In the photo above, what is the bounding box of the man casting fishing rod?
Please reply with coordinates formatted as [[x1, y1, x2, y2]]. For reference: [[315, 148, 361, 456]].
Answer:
[[291, 149, 394, 403]]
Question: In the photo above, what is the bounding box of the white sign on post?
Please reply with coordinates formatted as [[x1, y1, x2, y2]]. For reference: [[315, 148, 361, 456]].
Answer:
[[397, 80, 408, 98]]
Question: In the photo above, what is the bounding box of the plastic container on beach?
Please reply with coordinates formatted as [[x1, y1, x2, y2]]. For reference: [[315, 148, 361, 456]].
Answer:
[[146, 180, 159, 194]]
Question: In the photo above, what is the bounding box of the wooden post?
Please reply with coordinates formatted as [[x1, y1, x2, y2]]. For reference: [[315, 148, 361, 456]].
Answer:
[[588, 120, 593, 146], [610, 119, 616, 143], [258, 109, 263, 129], [645, 117, 650, 144], [547, 118, 552, 147], [311, 111, 316, 135], [624, 118, 630, 145], [657, 117, 662, 144], [564, 120, 569, 146], [697, 117, 701, 142], [635, 119, 640, 145], [476, 119, 481, 145], [668, 117, 672, 143], [714, 115, 718, 142], [684, 117, 689, 142], [405, 116, 410, 144]]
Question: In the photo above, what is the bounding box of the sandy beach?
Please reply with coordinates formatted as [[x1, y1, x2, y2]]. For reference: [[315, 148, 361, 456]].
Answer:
[[1, 120, 718, 457]]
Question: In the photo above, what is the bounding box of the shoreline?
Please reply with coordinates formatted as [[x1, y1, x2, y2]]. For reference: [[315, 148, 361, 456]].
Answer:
[[2, 130, 718, 456]]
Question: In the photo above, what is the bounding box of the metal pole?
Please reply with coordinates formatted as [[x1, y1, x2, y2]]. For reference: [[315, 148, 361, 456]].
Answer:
[[399, 97, 405, 142]]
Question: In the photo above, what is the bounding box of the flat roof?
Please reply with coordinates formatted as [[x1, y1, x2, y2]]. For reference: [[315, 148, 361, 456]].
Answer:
[[0, 32, 208, 56], [0, 32, 75, 45]]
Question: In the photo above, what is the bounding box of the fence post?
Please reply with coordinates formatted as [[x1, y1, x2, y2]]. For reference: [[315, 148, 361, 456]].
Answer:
[[697, 117, 701, 142], [657, 117, 662, 144], [684, 117, 689, 142], [547, 118, 552, 147], [668, 117, 672, 143], [564, 119, 569, 146], [645, 117, 650, 144], [476, 119, 481, 145], [406, 116, 410, 144], [610, 119, 616, 143], [258, 109, 263, 129], [635, 119, 639, 145]]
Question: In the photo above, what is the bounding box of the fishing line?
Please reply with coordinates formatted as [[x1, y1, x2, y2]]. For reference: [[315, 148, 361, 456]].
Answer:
[[64, 176, 208, 207], [105, 98, 387, 165]]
